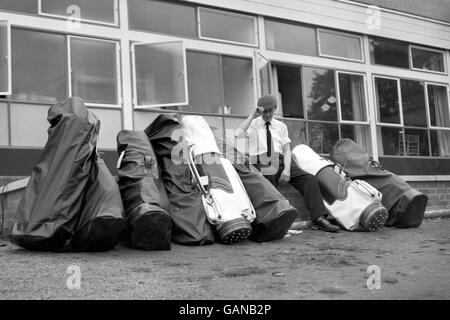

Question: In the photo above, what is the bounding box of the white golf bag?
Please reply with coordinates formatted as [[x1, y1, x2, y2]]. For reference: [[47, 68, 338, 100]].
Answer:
[[182, 116, 256, 244], [292, 144, 388, 231]]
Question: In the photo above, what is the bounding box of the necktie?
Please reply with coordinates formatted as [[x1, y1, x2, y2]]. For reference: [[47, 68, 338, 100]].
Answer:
[[265, 121, 272, 157]]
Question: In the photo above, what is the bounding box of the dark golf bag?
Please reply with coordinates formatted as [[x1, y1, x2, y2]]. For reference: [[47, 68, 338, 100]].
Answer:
[[145, 114, 215, 245], [329, 139, 428, 228], [220, 139, 298, 242], [71, 155, 126, 252], [182, 116, 255, 244], [10, 97, 100, 251], [292, 144, 389, 231], [116, 130, 172, 250]]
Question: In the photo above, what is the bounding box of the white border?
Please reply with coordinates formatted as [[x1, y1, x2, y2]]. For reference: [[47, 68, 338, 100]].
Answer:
[[0, 20, 11, 95], [38, 0, 119, 27], [317, 28, 364, 63], [131, 40, 189, 108], [197, 7, 258, 48], [409, 45, 447, 75]]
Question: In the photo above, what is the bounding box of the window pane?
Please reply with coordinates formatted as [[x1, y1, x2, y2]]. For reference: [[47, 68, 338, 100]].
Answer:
[[430, 130, 450, 157], [411, 47, 445, 73], [128, 0, 196, 38], [134, 110, 170, 131], [282, 119, 307, 148], [41, 0, 116, 24], [428, 85, 450, 128], [222, 56, 254, 116], [265, 19, 316, 56], [0, 0, 36, 14], [0, 102, 8, 146], [0, 21, 9, 94], [224, 117, 247, 155], [400, 80, 427, 127], [341, 124, 371, 154], [304, 67, 337, 121], [71, 38, 118, 105], [199, 8, 256, 45], [308, 122, 339, 154], [184, 51, 222, 114], [90, 108, 121, 149], [134, 42, 186, 106], [338, 73, 366, 121], [10, 103, 49, 147], [378, 127, 429, 156], [276, 64, 303, 119], [369, 37, 409, 68], [377, 127, 401, 156], [319, 30, 362, 61], [375, 77, 400, 124], [11, 29, 67, 104]]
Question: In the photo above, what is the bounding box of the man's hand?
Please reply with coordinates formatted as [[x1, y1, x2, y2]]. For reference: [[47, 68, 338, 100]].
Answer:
[[279, 167, 291, 184], [252, 107, 264, 119]]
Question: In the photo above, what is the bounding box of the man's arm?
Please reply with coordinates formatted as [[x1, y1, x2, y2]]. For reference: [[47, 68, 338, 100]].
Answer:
[[279, 143, 291, 184], [234, 107, 264, 138]]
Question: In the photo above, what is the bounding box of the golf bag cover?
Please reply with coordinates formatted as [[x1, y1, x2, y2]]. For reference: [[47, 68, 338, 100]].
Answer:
[[10, 97, 99, 251], [71, 155, 126, 252], [329, 139, 428, 228], [182, 116, 255, 244], [219, 140, 298, 242], [116, 130, 172, 250], [145, 114, 215, 245], [292, 144, 388, 231]]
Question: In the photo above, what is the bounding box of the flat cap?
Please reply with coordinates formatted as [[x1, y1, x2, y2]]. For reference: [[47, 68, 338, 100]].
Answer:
[[257, 94, 278, 110]]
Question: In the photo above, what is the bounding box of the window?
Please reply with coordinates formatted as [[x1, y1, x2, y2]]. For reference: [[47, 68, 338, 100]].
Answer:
[[198, 7, 257, 46], [318, 29, 363, 62], [128, 0, 196, 38], [0, 0, 37, 14], [0, 21, 11, 95], [11, 28, 67, 104], [369, 37, 409, 69], [338, 73, 367, 122], [91, 108, 122, 149], [70, 37, 119, 105], [428, 84, 450, 128], [400, 79, 427, 127], [282, 119, 307, 148], [274, 64, 303, 119], [265, 19, 316, 56], [10, 103, 49, 147], [374, 77, 400, 124], [132, 41, 187, 108], [40, 0, 118, 25], [0, 102, 8, 146], [304, 67, 337, 121], [411, 46, 446, 73]]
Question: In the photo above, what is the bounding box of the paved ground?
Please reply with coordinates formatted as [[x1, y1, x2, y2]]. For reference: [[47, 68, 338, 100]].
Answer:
[[0, 218, 449, 300]]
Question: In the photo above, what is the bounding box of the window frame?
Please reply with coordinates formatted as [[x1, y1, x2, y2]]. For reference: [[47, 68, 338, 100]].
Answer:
[[0, 20, 11, 95], [197, 7, 258, 47], [425, 82, 450, 130], [373, 75, 404, 127], [131, 40, 189, 109], [68, 35, 122, 108], [409, 44, 447, 75], [37, 0, 119, 27], [317, 28, 364, 63]]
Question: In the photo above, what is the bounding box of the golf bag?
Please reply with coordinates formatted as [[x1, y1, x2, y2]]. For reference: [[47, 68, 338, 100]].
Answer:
[[145, 114, 215, 245], [116, 130, 172, 250], [292, 144, 388, 231], [329, 139, 428, 228], [182, 116, 255, 244]]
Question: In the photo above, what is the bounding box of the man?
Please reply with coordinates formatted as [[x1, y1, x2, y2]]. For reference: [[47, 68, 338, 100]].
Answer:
[[234, 94, 340, 233]]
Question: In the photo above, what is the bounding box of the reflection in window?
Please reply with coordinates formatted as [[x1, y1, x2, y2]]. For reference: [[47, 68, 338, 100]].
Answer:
[[378, 127, 429, 156], [71, 38, 118, 105], [0, 21, 9, 94], [430, 130, 450, 157], [282, 119, 306, 148], [41, 0, 116, 24], [275, 64, 303, 119], [341, 124, 371, 154], [338, 73, 366, 122], [375, 77, 400, 124], [199, 8, 256, 45], [265, 19, 316, 56], [308, 122, 339, 154], [134, 42, 186, 106], [369, 37, 409, 68], [11, 29, 67, 104], [428, 84, 450, 128], [318, 30, 362, 61], [91, 108, 122, 149], [304, 67, 337, 121], [411, 47, 445, 73], [400, 80, 427, 127], [0, 0, 36, 14], [128, 0, 196, 38]]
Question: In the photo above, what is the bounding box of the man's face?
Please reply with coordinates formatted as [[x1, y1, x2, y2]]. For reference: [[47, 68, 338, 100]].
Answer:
[[262, 106, 276, 123]]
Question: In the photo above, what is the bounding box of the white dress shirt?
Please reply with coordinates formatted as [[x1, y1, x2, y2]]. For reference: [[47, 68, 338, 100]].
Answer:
[[246, 117, 291, 156]]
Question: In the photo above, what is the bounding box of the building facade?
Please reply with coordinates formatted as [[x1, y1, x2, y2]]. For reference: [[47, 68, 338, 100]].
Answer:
[[1, 0, 449, 214]]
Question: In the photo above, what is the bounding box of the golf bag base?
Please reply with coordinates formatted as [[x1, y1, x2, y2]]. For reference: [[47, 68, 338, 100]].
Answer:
[[216, 217, 252, 245], [10, 225, 72, 252]]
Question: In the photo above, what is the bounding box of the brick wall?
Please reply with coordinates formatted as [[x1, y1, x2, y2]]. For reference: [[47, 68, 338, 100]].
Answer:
[[409, 181, 450, 212]]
